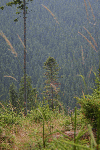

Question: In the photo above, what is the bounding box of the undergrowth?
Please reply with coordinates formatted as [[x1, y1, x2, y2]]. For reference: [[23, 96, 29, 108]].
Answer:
[[0, 100, 100, 150]]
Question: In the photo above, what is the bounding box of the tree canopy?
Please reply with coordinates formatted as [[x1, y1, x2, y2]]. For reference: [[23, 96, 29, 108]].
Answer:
[[0, 0, 100, 109]]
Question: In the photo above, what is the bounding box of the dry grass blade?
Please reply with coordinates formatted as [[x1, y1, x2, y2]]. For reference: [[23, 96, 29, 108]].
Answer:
[[81, 46, 85, 65], [88, 66, 93, 78], [41, 4, 59, 24], [17, 34, 27, 52], [87, 0, 95, 21], [78, 31, 97, 52], [83, 26, 98, 47], [50, 83, 58, 93], [84, 0, 89, 21], [4, 75, 18, 82], [0, 31, 17, 57], [82, 90, 85, 98]]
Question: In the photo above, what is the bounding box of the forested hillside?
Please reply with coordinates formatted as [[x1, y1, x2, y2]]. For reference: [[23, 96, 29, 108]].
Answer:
[[0, 0, 100, 108]]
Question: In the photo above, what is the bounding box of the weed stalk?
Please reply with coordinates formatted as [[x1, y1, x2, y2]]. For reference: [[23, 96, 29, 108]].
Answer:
[[97, 110, 100, 150], [74, 107, 77, 150], [43, 97, 45, 148]]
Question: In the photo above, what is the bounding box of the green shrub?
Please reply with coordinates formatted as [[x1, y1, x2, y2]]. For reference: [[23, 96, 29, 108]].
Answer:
[[76, 76, 100, 129], [27, 102, 53, 123], [0, 104, 21, 128]]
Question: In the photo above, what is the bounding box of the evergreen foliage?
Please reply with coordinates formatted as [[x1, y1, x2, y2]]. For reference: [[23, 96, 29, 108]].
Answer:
[[19, 75, 38, 110], [9, 83, 18, 109], [0, 0, 100, 149], [0, 0, 34, 19], [76, 71, 100, 129], [0, 0, 100, 108], [43, 56, 60, 110]]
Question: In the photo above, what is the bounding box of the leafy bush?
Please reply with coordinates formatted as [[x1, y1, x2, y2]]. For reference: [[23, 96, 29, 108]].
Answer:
[[27, 102, 53, 123], [0, 103, 22, 128], [76, 76, 100, 129], [0, 111, 21, 129]]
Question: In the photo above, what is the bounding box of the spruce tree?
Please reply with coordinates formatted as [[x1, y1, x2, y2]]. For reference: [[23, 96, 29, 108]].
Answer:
[[9, 83, 18, 110], [19, 75, 37, 111], [0, 0, 34, 115], [43, 56, 60, 110]]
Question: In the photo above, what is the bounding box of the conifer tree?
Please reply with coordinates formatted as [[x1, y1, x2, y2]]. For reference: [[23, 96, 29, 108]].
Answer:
[[19, 75, 37, 111], [0, 0, 34, 115], [9, 83, 18, 110], [43, 56, 60, 110]]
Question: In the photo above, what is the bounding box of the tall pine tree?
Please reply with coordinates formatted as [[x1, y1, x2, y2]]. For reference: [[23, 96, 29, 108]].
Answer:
[[0, 0, 34, 115], [43, 56, 60, 110]]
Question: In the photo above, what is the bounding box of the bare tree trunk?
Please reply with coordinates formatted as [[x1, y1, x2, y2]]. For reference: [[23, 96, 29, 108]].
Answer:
[[23, 0, 27, 115], [51, 67, 53, 110]]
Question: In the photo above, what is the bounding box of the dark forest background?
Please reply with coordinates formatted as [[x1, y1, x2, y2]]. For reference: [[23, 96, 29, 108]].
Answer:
[[0, 0, 100, 108]]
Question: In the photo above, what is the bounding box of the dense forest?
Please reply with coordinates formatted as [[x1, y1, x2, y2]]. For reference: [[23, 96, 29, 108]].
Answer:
[[0, 0, 100, 108]]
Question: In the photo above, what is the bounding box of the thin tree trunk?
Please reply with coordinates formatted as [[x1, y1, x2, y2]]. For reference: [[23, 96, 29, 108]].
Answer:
[[51, 67, 53, 110], [23, 0, 27, 115], [51, 87, 53, 110]]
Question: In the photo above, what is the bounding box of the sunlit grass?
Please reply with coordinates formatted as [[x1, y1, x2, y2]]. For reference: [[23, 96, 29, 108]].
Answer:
[[41, 4, 59, 24], [78, 31, 97, 52], [1, 104, 99, 150], [0, 30, 17, 57], [4, 75, 18, 82]]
